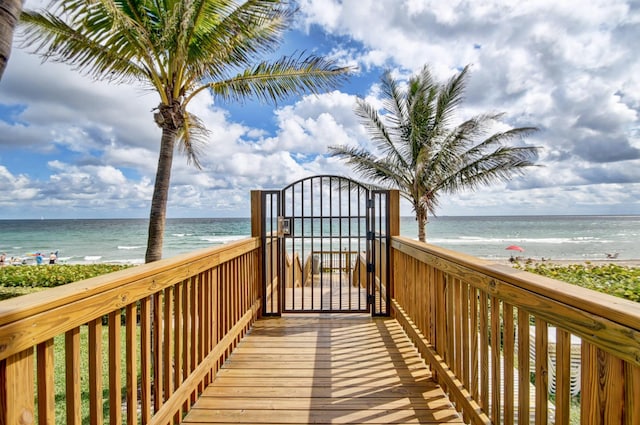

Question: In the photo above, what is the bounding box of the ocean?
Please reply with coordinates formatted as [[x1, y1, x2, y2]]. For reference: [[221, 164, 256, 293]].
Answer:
[[0, 215, 638, 265]]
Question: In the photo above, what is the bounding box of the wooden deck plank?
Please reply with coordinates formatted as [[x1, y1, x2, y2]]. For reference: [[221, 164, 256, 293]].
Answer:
[[182, 315, 463, 425]]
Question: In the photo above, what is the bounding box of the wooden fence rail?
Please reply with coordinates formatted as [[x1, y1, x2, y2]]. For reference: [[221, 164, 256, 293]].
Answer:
[[390, 236, 640, 425], [0, 237, 262, 425]]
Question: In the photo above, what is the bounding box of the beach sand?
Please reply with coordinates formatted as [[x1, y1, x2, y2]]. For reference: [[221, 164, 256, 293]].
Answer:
[[498, 258, 640, 268]]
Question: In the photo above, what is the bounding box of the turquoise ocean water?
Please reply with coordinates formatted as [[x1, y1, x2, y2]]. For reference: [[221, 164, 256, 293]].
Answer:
[[0, 216, 638, 264]]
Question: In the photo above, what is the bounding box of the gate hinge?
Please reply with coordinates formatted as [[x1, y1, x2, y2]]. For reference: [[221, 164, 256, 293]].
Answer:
[[367, 198, 374, 208], [367, 231, 374, 241], [367, 263, 374, 273], [367, 294, 375, 305]]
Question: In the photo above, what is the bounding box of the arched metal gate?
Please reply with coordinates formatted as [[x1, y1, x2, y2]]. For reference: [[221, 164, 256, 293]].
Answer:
[[260, 175, 390, 316]]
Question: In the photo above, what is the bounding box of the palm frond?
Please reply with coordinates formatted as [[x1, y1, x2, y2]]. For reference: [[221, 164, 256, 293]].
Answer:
[[197, 53, 352, 104], [179, 111, 211, 170], [328, 145, 411, 191], [189, 0, 294, 81], [353, 99, 409, 169], [19, 5, 151, 84]]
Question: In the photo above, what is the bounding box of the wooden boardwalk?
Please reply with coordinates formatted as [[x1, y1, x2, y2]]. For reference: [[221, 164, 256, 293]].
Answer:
[[182, 315, 464, 424]]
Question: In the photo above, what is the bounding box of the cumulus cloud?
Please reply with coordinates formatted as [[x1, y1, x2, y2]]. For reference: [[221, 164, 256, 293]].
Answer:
[[0, 0, 638, 217]]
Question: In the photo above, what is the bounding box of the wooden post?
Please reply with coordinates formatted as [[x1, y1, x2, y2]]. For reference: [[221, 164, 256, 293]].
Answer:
[[250, 190, 264, 317], [251, 190, 263, 238], [388, 190, 400, 302], [0, 350, 35, 425]]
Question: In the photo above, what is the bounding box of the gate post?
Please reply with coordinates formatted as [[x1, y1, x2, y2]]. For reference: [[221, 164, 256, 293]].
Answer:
[[250, 190, 263, 238], [388, 190, 400, 302], [250, 191, 264, 318]]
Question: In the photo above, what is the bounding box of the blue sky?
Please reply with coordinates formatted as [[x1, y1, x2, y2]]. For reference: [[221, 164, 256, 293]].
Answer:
[[0, 0, 639, 219]]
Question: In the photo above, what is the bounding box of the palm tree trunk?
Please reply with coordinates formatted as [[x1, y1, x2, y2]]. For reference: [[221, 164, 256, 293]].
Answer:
[[145, 126, 177, 263], [416, 207, 428, 242], [0, 0, 23, 80]]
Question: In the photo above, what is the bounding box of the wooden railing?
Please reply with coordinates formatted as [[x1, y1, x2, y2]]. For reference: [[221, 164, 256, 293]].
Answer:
[[0, 237, 262, 425], [390, 236, 640, 425]]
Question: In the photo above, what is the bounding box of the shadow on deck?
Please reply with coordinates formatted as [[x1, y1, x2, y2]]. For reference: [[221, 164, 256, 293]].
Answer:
[[183, 315, 463, 424]]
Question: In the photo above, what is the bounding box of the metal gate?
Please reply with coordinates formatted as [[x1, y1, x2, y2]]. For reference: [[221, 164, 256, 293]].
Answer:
[[261, 175, 390, 316]]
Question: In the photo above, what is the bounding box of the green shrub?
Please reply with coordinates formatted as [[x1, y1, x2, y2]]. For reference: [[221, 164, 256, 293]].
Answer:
[[516, 263, 640, 302], [0, 264, 133, 288]]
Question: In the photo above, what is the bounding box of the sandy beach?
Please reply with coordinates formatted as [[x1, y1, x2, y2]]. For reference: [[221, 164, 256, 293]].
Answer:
[[499, 258, 640, 267]]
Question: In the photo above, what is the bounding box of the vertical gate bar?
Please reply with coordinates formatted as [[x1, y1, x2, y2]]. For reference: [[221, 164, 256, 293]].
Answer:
[[329, 176, 334, 310], [319, 176, 324, 310], [302, 179, 316, 309], [376, 194, 382, 314], [374, 193, 382, 314], [384, 191, 391, 315], [271, 192, 276, 315], [301, 181, 305, 310], [274, 192, 279, 314], [271, 192, 277, 315], [338, 178, 343, 310], [358, 184, 362, 310], [347, 179, 352, 310], [291, 183, 297, 311], [367, 188, 373, 315]]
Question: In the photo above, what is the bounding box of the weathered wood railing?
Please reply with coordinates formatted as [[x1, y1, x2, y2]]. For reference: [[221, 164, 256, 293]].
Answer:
[[0, 237, 262, 425], [391, 236, 640, 425]]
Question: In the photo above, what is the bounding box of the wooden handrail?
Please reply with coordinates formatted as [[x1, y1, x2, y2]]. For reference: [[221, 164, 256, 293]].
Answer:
[[0, 237, 262, 425], [390, 235, 640, 425]]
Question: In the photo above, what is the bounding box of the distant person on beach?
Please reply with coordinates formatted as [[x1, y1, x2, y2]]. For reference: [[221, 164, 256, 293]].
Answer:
[[0, 252, 5, 266], [49, 251, 57, 264], [35, 252, 43, 265]]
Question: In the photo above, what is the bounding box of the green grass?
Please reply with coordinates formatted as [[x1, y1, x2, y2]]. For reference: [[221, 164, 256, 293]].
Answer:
[[40, 321, 139, 424], [0, 265, 137, 423]]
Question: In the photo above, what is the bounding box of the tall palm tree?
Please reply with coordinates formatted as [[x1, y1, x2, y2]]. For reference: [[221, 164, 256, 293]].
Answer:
[[19, 0, 351, 262], [330, 65, 540, 242], [0, 0, 23, 80]]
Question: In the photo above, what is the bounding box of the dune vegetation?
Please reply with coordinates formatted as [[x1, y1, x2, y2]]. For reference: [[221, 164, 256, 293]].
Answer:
[[0, 264, 132, 300], [515, 262, 640, 302]]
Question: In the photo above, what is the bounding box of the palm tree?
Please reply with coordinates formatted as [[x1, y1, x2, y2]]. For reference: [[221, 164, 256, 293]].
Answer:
[[330, 65, 540, 242], [18, 0, 351, 262], [0, 0, 23, 80]]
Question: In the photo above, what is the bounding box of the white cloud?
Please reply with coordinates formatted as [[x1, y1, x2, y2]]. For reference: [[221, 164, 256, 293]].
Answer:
[[0, 0, 638, 218]]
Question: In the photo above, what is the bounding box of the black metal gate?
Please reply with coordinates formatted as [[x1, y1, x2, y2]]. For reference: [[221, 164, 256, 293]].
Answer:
[[261, 175, 390, 316]]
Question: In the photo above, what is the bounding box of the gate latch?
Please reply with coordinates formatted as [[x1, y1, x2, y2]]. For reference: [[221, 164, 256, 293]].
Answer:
[[277, 216, 290, 237]]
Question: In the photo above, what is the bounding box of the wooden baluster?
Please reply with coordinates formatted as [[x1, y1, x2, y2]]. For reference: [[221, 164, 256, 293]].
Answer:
[[625, 363, 640, 424], [189, 276, 197, 405], [491, 296, 501, 424], [37, 339, 55, 424], [108, 310, 122, 425], [1, 349, 35, 425], [470, 286, 479, 402], [461, 283, 470, 392], [517, 310, 530, 425], [581, 341, 624, 424], [89, 318, 103, 425], [555, 328, 571, 425], [125, 304, 138, 425], [445, 274, 454, 374], [453, 278, 462, 387], [534, 318, 548, 425], [479, 291, 489, 411], [503, 303, 514, 425], [163, 287, 174, 404], [66, 328, 82, 425], [140, 297, 151, 423], [153, 292, 163, 413]]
